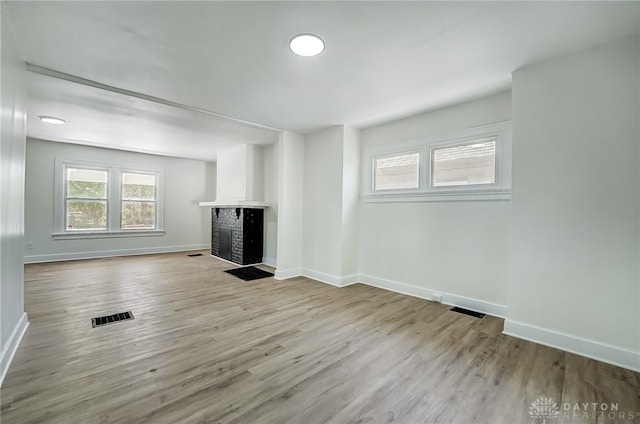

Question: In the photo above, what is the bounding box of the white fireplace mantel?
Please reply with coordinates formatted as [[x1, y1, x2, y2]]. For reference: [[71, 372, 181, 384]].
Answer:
[[198, 200, 269, 209]]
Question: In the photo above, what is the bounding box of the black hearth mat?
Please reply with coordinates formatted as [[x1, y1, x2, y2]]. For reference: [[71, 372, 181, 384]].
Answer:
[[225, 266, 274, 281]]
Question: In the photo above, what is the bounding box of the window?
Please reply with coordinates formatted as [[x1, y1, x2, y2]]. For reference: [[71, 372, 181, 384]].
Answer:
[[121, 173, 156, 229], [363, 122, 511, 202], [65, 167, 108, 231], [374, 152, 419, 191], [54, 159, 164, 238], [431, 137, 496, 187]]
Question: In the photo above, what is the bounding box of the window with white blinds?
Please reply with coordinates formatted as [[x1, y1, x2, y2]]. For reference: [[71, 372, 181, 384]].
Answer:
[[364, 122, 511, 202]]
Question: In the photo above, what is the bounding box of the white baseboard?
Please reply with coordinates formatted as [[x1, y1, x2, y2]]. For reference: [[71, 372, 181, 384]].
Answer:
[[274, 267, 302, 280], [24, 244, 209, 264], [340, 273, 360, 286], [285, 270, 506, 317], [262, 257, 277, 268], [357, 274, 508, 318], [503, 319, 640, 373], [1, 312, 29, 387], [301, 269, 358, 288]]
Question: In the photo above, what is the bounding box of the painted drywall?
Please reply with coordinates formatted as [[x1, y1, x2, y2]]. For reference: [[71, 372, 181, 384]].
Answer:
[[215, 143, 264, 202], [340, 126, 360, 278], [358, 91, 512, 312], [303, 126, 345, 277], [507, 35, 639, 369], [24, 139, 212, 261], [201, 160, 217, 249], [1, 1, 29, 385], [301, 125, 361, 284], [262, 142, 278, 266], [246, 144, 264, 202], [275, 131, 304, 278], [216, 144, 248, 202]]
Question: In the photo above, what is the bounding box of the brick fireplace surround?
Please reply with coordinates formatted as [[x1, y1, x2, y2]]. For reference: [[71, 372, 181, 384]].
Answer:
[[210, 207, 264, 265]]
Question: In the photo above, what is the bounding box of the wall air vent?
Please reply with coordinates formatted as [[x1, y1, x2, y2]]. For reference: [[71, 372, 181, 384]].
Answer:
[[450, 307, 486, 319]]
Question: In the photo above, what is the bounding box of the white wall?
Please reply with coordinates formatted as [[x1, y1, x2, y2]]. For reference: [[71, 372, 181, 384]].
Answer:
[[275, 131, 304, 278], [506, 35, 640, 371], [1, 1, 29, 385], [262, 142, 278, 266], [303, 126, 344, 277], [202, 160, 217, 246], [24, 139, 212, 262], [216, 144, 264, 202], [340, 126, 360, 278], [358, 91, 512, 316], [246, 144, 264, 202], [216, 144, 248, 202], [300, 125, 361, 285]]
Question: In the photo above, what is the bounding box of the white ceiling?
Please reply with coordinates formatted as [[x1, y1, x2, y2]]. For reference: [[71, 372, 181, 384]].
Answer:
[[8, 1, 640, 161], [26, 72, 278, 161]]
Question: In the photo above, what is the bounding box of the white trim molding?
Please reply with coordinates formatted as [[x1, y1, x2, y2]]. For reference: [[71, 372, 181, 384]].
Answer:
[[1, 312, 29, 387], [24, 244, 209, 264], [362, 188, 511, 203], [54, 157, 165, 237], [503, 320, 640, 373], [274, 267, 303, 280], [52, 230, 166, 240], [301, 269, 358, 288], [281, 270, 508, 318], [357, 274, 508, 318]]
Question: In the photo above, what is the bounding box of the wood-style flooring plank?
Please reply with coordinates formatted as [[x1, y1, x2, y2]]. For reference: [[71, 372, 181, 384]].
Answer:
[[1, 251, 638, 423]]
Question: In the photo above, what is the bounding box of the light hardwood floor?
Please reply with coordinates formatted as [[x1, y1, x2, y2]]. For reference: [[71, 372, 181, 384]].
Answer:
[[1, 252, 638, 423]]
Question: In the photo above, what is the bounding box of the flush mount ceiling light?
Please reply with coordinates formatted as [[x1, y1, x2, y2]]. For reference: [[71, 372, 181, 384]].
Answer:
[[289, 34, 325, 57], [39, 115, 66, 125]]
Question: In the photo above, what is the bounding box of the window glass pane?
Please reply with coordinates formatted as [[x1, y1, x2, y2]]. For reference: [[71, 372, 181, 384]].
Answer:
[[67, 168, 107, 198], [122, 173, 156, 200], [374, 152, 419, 191], [66, 200, 107, 230], [122, 201, 156, 229], [432, 138, 496, 187]]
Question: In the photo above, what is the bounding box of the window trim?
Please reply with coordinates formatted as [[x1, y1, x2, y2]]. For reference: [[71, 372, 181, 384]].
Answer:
[[429, 134, 499, 189], [120, 170, 158, 230], [64, 165, 110, 231], [372, 149, 421, 192], [54, 158, 165, 238], [362, 121, 512, 202]]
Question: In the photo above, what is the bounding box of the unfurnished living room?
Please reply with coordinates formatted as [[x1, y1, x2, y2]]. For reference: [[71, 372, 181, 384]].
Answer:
[[1, 1, 639, 423]]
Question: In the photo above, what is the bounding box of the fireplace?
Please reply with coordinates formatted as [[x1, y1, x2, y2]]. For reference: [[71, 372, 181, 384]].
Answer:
[[211, 207, 264, 265], [218, 228, 232, 261]]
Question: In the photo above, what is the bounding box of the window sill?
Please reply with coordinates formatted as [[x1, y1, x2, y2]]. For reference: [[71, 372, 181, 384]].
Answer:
[[361, 188, 511, 203], [52, 230, 166, 240]]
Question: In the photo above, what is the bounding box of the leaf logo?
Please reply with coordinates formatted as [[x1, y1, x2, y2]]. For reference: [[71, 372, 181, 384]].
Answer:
[[529, 397, 560, 423]]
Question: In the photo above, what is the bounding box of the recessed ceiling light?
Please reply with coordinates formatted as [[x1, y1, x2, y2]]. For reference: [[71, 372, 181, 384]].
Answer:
[[39, 116, 66, 125], [289, 34, 325, 57]]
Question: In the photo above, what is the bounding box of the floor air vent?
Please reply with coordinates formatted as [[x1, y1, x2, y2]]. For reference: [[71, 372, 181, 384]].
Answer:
[[450, 307, 485, 319], [92, 311, 135, 328], [187, 253, 203, 257]]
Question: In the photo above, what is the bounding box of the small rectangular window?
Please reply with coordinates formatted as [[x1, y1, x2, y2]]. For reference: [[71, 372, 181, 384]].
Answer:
[[431, 137, 496, 187], [65, 167, 108, 231], [121, 172, 157, 230], [374, 152, 419, 191]]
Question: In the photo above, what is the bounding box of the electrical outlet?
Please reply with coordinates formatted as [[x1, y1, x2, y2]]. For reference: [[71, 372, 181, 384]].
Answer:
[[26, 242, 32, 250], [432, 293, 442, 303]]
